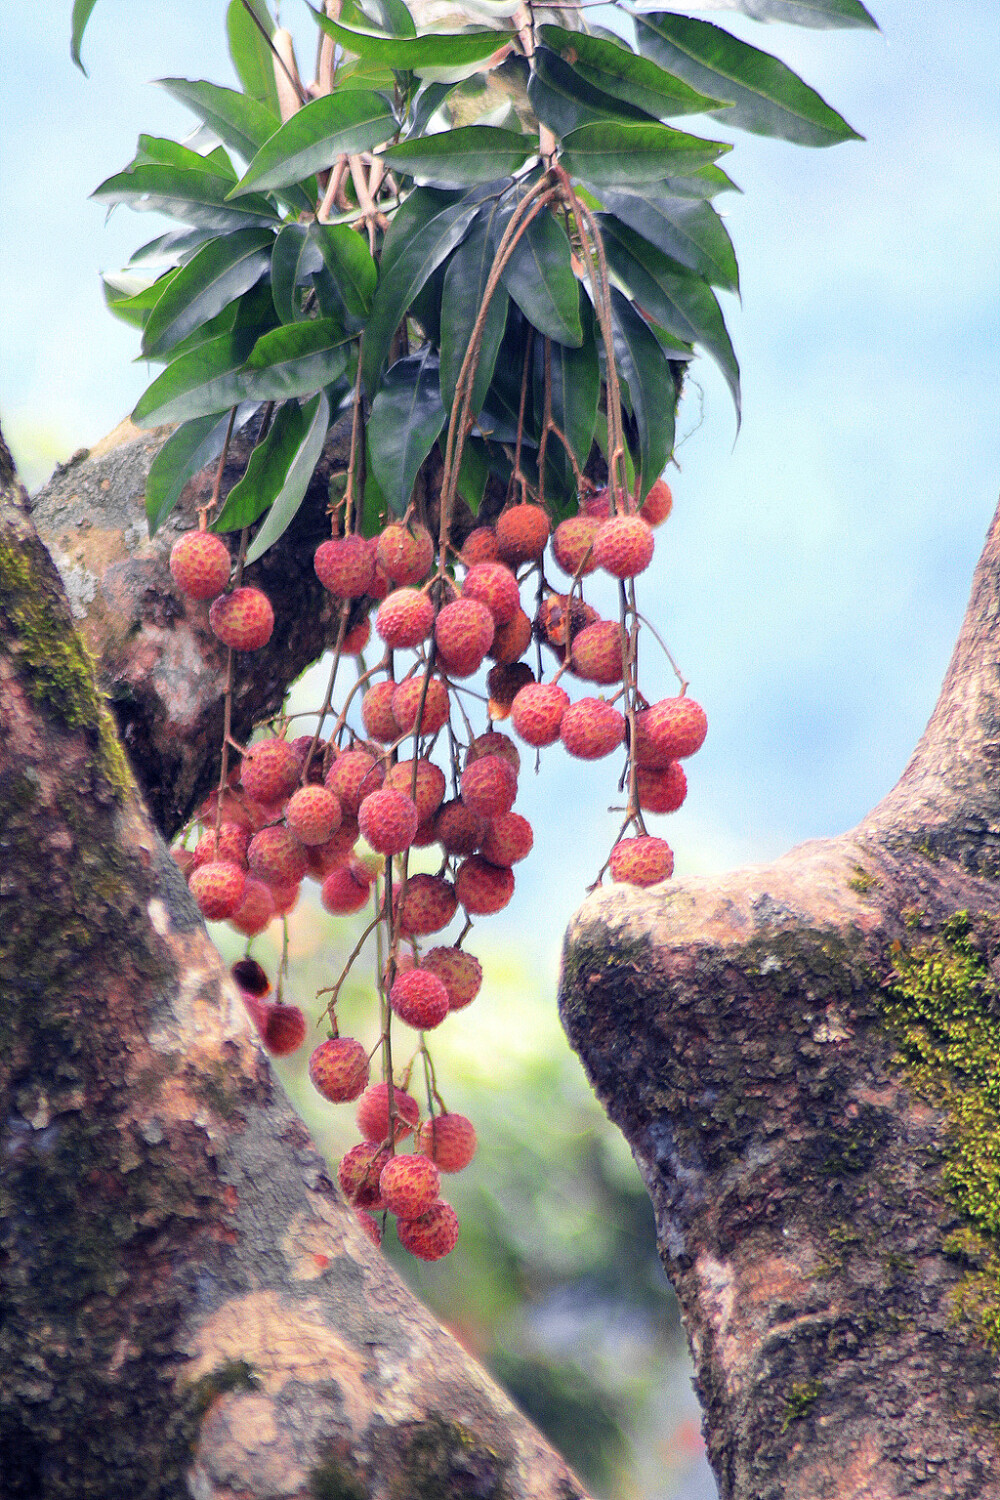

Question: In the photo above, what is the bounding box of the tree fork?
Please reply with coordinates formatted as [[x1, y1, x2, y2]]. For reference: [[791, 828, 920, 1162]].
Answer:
[[560, 504, 1000, 1498], [0, 431, 589, 1499]]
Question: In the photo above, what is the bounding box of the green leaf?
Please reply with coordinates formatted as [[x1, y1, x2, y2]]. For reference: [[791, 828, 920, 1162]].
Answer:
[[344, 0, 417, 38], [309, 7, 505, 70], [71, 0, 99, 73], [312, 224, 377, 317], [368, 349, 447, 516], [92, 163, 279, 232], [133, 135, 236, 179], [697, 0, 878, 28], [408, 81, 455, 139], [230, 91, 395, 197], [440, 204, 509, 414], [538, 25, 727, 119], [608, 288, 675, 499], [128, 228, 212, 269], [663, 164, 742, 199], [362, 192, 482, 395], [384, 126, 533, 188], [270, 224, 323, 323], [559, 120, 731, 187], [244, 393, 331, 563], [213, 402, 303, 532], [456, 439, 488, 515], [497, 204, 583, 348], [145, 411, 240, 535], [133, 331, 257, 427], [539, 296, 599, 512], [634, 13, 863, 146], [242, 319, 350, 402], [600, 190, 739, 292], [158, 78, 278, 164], [602, 216, 740, 417], [141, 229, 273, 357], [529, 50, 652, 138], [227, 0, 280, 117], [104, 269, 181, 329]]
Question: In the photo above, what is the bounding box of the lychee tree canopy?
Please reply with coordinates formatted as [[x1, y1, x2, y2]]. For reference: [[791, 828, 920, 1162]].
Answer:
[[72, 0, 874, 558]]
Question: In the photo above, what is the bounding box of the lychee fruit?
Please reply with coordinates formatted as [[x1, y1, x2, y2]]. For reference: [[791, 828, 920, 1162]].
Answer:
[[434, 597, 494, 677], [510, 682, 570, 747], [466, 731, 520, 775], [395, 873, 457, 936], [396, 1200, 459, 1261], [358, 787, 419, 856], [391, 675, 450, 737], [570, 621, 626, 686], [608, 835, 674, 886], [551, 515, 599, 577], [461, 563, 521, 627], [379, 1154, 440, 1219], [633, 697, 707, 763], [189, 859, 245, 921], [338, 1142, 391, 1208], [314, 534, 376, 598], [285, 785, 343, 845], [496, 504, 550, 565], [325, 749, 385, 817], [309, 1036, 370, 1102], [434, 799, 486, 857], [193, 822, 249, 870], [460, 526, 499, 566], [385, 759, 446, 824], [460, 755, 517, 818], [560, 698, 626, 760], [259, 1001, 307, 1056], [640, 477, 672, 527], [361, 680, 400, 742], [376, 587, 435, 650], [455, 855, 515, 916], [169, 529, 230, 600], [486, 661, 535, 718], [229, 876, 276, 936], [240, 738, 301, 806], [593, 514, 655, 579], [488, 607, 532, 666], [480, 811, 533, 867], [247, 825, 308, 886], [636, 761, 687, 814], [422, 947, 483, 1011], [390, 967, 450, 1030], [320, 863, 372, 915], [357, 1081, 420, 1142], [418, 1112, 477, 1172], [376, 522, 434, 587], [209, 586, 274, 651]]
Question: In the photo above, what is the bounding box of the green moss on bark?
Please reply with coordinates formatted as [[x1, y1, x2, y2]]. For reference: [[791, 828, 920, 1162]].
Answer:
[[885, 912, 1000, 1349]]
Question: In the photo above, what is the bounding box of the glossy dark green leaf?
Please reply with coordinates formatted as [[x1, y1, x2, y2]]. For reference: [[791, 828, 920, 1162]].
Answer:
[[529, 50, 651, 138], [309, 7, 505, 70], [362, 192, 481, 395], [634, 13, 863, 146], [540, 296, 599, 511], [134, 135, 237, 180], [368, 349, 447, 516], [608, 288, 675, 499], [440, 204, 509, 414], [242, 319, 350, 401], [128, 228, 212, 269], [497, 205, 583, 348], [662, 164, 742, 199], [104, 269, 181, 329], [71, 0, 99, 72], [378, 186, 458, 282], [93, 163, 279, 231], [699, 0, 877, 27], [456, 439, 488, 515], [230, 92, 395, 197], [312, 224, 377, 317], [271, 225, 323, 324], [600, 190, 739, 292], [141, 229, 273, 357], [158, 79, 277, 165], [559, 120, 731, 187], [539, 25, 727, 119], [133, 330, 257, 427], [478, 311, 537, 447], [145, 301, 243, 364], [145, 412, 233, 534], [344, 0, 417, 38], [244, 393, 331, 562], [384, 126, 533, 187], [601, 217, 740, 417], [407, 82, 455, 139], [213, 402, 302, 532], [227, 0, 280, 117]]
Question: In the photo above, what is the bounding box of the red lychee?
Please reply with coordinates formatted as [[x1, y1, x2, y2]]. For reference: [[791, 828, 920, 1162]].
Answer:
[[247, 826, 308, 886], [395, 873, 457, 937], [418, 1112, 477, 1172], [434, 799, 486, 857], [434, 597, 494, 677], [551, 515, 599, 577], [461, 562, 521, 627], [608, 835, 674, 886], [285, 785, 343, 845], [639, 477, 672, 527], [487, 607, 532, 666], [361, 680, 400, 742], [314, 534, 376, 598], [309, 1036, 370, 1102], [455, 855, 514, 916], [396, 1200, 459, 1261], [391, 675, 450, 737], [209, 586, 274, 651], [241, 737, 301, 806], [422, 947, 483, 1011], [593, 515, 655, 579], [356, 1081, 420, 1142], [385, 759, 446, 824], [570, 621, 626, 687], [338, 1142, 391, 1208], [460, 755, 517, 818], [325, 749, 385, 817], [496, 504, 550, 565], [379, 1154, 440, 1219], [636, 762, 688, 815], [390, 967, 450, 1030], [480, 811, 533, 867], [320, 864, 372, 915], [510, 682, 569, 747], [169, 530, 230, 600], [358, 787, 419, 856], [376, 522, 434, 587], [189, 860, 245, 921], [376, 587, 435, 650], [633, 697, 707, 763], [560, 698, 626, 760], [460, 526, 499, 566]]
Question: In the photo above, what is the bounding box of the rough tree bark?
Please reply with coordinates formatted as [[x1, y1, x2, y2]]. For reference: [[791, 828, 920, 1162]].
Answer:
[[562, 505, 1000, 1497], [0, 425, 588, 1500]]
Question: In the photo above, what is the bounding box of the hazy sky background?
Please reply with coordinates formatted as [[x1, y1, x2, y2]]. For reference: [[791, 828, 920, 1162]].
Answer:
[[2, 1, 998, 976]]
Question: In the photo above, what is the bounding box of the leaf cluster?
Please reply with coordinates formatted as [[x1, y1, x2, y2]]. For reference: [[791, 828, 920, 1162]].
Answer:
[[79, 0, 875, 552]]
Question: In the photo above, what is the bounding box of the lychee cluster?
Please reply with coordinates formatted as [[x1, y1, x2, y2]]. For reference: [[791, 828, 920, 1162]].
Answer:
[[169, 473, 705, 1263]]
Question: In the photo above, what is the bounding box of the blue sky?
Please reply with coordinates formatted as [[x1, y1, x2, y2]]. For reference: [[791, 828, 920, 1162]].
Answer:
[[2, 2, 998, 973]]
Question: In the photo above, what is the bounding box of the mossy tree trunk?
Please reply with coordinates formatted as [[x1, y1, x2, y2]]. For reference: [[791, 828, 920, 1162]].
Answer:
[[0, 428, 588, 1500], [561, 504, 1000, 1498]]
